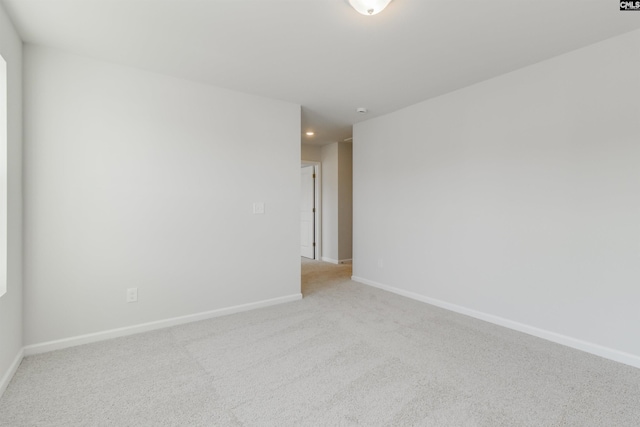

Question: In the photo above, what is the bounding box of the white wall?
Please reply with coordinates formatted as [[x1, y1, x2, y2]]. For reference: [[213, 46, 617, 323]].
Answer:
[[338, 142, 352, 261], [23, 46, 301, 346], [320, 141, 352, 263], [0, 2, 23, 393], [321, 142, 339, 262], [301, 144, 322, 162], [353, 29, 640, 366]]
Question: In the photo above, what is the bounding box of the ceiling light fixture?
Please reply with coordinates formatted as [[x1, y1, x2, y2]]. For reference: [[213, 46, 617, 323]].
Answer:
[[347, 0, 393, 16], [306, 131, 315, 136]]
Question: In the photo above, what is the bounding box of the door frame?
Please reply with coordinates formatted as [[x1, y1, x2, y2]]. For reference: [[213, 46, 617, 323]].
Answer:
[[301, 160, 321, 260]]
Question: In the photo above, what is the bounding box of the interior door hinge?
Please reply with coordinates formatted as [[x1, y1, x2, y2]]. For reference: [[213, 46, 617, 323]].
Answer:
[[313, 174, 316, 179]]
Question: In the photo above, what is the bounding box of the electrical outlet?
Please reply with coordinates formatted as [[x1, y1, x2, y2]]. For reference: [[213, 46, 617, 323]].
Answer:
[[126, 287, 138, 303]]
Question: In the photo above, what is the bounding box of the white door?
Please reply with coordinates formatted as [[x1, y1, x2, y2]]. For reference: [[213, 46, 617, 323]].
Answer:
[[301, 166, 315, 259]]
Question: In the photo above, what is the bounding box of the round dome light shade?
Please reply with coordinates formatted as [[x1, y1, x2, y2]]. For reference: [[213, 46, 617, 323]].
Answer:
[[348, 0, 393, 15]]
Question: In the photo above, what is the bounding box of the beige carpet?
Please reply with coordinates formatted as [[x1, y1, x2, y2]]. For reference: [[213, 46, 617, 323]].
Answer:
[[1, 259, 640, 426]]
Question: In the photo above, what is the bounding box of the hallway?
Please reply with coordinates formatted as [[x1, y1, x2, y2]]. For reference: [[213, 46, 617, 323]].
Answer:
[[301, 257, 352, 296]]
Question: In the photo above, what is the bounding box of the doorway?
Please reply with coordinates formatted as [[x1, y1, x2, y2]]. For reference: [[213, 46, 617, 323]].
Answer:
[[300, 162, 321, 260]]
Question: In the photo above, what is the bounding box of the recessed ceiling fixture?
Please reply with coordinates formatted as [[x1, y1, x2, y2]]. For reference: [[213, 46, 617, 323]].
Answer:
[[306, 131, 315, 136], [356, 107, 368, 114], [348, 0, 393, 16]]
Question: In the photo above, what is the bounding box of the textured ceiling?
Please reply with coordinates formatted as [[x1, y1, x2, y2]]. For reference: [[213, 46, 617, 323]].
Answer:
[[3, 0, 640, 145]]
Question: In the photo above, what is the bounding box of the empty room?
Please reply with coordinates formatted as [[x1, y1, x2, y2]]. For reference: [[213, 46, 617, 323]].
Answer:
[[1, 0, 640, 425]]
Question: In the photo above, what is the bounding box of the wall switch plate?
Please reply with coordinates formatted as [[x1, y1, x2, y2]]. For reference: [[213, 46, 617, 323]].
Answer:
[[253, 202, 265, 214], [126, 287, 138, 303]]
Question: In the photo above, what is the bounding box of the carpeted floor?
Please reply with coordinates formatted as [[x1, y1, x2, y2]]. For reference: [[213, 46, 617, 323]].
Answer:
[[1, 258, 640, 426]]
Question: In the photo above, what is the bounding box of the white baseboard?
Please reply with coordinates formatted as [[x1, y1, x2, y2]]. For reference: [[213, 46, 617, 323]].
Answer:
[[24, 293, 302, 356], [322, 257, 352, 265], [0, 348, 24, 399], [352, 276, 640, 370]]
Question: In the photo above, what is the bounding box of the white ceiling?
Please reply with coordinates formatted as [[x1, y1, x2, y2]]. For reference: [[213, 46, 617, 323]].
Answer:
[[3, 0, 640, 145]]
